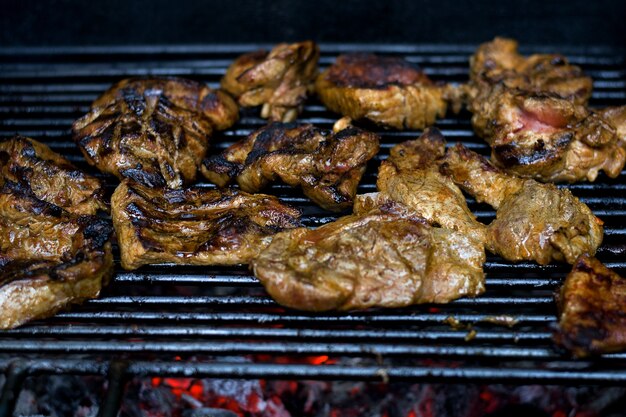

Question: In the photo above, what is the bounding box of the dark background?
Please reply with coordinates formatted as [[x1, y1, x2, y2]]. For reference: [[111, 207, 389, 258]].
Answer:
[[1, 0, 626, 47]]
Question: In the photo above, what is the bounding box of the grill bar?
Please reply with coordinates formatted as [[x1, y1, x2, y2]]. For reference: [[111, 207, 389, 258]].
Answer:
[[2, 358, 626, 384], [0, 44, 625, 395], [96, 361, 127, 417]]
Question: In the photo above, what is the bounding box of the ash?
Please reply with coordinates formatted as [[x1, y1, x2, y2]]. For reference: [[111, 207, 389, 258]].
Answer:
[[119, 378, 626, 417], [9, 374, 626, 417], [13, 375, 102, 417]]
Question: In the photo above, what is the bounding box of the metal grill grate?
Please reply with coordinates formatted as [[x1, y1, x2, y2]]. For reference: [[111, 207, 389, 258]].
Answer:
[[0, 44, 625, 412]]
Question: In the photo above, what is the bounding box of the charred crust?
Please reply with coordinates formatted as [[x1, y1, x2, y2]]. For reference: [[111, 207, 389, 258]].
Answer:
[[494, 133, 572, 168], [333, 127, 361, 140], [2, 180, 63, 218], [73, 77, 235, 188], [201, 122, 378, 211], [97, 123, 117, 155], [114, 181, 302, 267], [119, 168, 167, 188], [81, 217, 114, 250], [202, 155, 242, 178], [325, 53, 429, 89], [244, 127, 278, 165], [243, 123, 310, 165], [325, 184, 350, 204], [122, 87, 147, 115]]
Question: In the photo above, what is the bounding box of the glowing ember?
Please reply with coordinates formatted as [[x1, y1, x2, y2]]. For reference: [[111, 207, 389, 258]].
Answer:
[[12, 369, 626, 417], [308, 355, 330, 365]]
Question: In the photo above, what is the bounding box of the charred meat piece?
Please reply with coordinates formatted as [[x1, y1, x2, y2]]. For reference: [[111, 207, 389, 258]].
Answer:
[[0, 136, 107, 214], [440, 144, 604, 265], [555, 255, 626, 357], [470, 37, 593, 104], [251, 205, 485, 312], [112, 180, 301, 270], [356, 128, 488, 245], [468, 38, 626, 182], [221, 41, 319, 122], [201, 118, 380, 212], [0, 137, 113, 329], [471, 85, 626, 182], [316, 53, 450, 130], [73, 77, 239, 189]]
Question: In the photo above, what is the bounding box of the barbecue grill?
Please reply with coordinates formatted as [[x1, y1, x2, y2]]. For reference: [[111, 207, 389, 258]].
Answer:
[[0, 43, 625, 416]]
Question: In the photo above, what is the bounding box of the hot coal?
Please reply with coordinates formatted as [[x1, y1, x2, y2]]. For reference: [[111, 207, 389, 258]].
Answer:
[[8, 368, 626, 417]]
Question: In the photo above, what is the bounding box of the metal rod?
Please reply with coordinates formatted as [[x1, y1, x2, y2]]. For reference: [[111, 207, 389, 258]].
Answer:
[[97, 361, 127, 417]]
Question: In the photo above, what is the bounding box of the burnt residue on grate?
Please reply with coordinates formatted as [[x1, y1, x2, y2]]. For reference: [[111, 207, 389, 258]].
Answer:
[[0, 44, 625, 394]]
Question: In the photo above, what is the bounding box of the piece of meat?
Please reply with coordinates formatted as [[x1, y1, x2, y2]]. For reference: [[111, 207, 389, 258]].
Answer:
[[201, 118, 380, 212], [111, 179, 302, 270], [440, 143, 604, 265], [470, 37, 593, 104], [221, 41, 319, 122], [72, 77, 239, 189], [315, 53, 450, 130], [471, 85, 626, 182], [467, 38, 626, 183], [251, 204, 485, 312], [359, 128, 488, 245], [0, 137, 113, 329], [0, 136, 107, 214], [554, 255, 626, 357]]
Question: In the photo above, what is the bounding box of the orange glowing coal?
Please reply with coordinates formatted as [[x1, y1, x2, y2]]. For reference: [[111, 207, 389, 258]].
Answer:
[[309, 355, 330, 365], [252, 354, 337, 365]]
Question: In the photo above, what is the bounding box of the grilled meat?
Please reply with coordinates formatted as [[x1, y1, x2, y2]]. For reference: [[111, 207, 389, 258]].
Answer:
[[0, 136, 107, 215], [356, 128, 488, 245], [251, 203, 485, 312], [467, 38, 626, 182], [470, 37, 592, 104], [440, 143, 604, 265], [221, 41, 319, 122], [73, 77, 239, 189], [0, 137, 112, 329], [315, 53, 450, 130], [201, 118, 380, 212], [253, 129, 486, 312], [112, 180, 302, 270], [555, 255, 626, 357], [471, 85, 626, 182]]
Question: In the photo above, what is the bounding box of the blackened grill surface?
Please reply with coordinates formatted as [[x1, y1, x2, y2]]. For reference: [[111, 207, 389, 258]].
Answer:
[[0, 44, 625, 385]]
